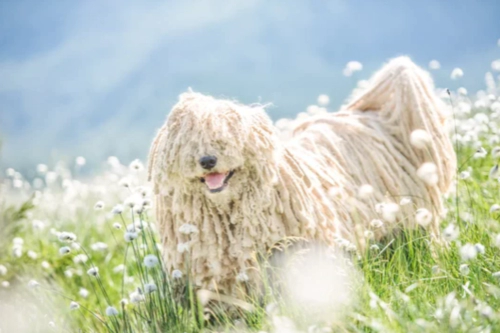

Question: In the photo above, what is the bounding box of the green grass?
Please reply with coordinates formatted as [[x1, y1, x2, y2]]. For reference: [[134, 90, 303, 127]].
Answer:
[[2, 130, 500, 332]]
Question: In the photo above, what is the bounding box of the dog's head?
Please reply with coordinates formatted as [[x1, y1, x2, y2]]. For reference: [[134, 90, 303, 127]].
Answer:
[[149, 91, 279, 203]]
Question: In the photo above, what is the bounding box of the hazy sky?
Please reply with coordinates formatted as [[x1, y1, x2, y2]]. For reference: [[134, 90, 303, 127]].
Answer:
[[1, 0, 499, 171]]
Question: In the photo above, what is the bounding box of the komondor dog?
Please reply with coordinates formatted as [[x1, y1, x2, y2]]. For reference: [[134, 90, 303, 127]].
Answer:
[[148, 57, 456, 295]]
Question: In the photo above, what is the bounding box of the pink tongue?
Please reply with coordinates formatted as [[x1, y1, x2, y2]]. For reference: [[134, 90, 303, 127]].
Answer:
[[204, 173, 226, 189]]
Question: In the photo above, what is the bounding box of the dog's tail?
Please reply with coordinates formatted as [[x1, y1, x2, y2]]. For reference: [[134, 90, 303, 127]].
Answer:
[[344, 56, 456, 193]]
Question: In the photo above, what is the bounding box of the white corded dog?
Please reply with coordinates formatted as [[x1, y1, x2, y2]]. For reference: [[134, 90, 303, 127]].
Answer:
[[148, 57, 456, 295]]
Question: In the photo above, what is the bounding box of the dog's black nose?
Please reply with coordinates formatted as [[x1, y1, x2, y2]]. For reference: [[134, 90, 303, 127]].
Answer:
[[199, 156, 217, 170]]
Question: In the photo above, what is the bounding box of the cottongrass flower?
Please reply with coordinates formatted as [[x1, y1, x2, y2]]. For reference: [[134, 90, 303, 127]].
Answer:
[[28, 280, 40, 289], [119, 178, 131, 188], [58, 231, 77, 243], [370, 219, 383, 229], [474, 147, 487, 159], [90, 242, 108, 252], [492, 271, 500, 278], [129, 159, 144, 171], [370, 244, 380, 252], [143, 254, 159, 268], [75, 156, 86, 166], [410, 129, 432, 149], [87, 267, 99, 277], [399, 197, 412, 206], [415, 208, 432, 227], [105, 306, 119, 316], [27, 251, 38, 260], [172, 269, 183, 279], [120, 298, 129, 306], [65, 270, 74, 278], [144, 283, 157, 294], [59, 247, 71, 255], [443, 224, 460, 242], [73, 254, 88, 264], [130, 289, 145, 303], [94, 201, 105, 210], [417, 163, 438, 186], [490, 204, 500, 213], [177, 242, 190, 253], [69, 301, 80, 310], [317, 94, 330, 106], [364, 230, 374, 239], [459, 171, 470, 180], [457, 87, 468, 95], [1, 281, 10, 288], [236, 272, 249, 282], [492, 146, 500, 158], [358, 184, 374, 199], [113, 264, 125, 274], [494, 234, 500, 248], [490, 164, 499, 179], [475, 243, 485, 254], [429, 60, 440, 70], [124, 231, 138, 242], [459, 264, 470, 276], [111, 204, 124, 215], [450, 68, 464, 79], [179, 223, 199, 235], [113, 223, 122, 229], [32, 219, 45, 231], [459, 243, 478, 261], [79, 288, 89, 298], [492, 59, 500, 71], [41, 261, 51, 269], [382, 203, 399, 223], [0, 265, 7, 276]]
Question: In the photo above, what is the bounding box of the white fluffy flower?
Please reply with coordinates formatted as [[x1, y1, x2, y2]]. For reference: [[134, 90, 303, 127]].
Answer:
[[130, 288, 145, 303], [410, 129, 432, 149], [450, 68, 463, 79], [106, 306, 119, 316], [492, 59, 500, 72], [90, 242, 108, 252], [144, 254, 159, 268], [0, 265, 7, 276], [317, 94, 330, 106], [417, 163, 438, 186], [113, 223, 122, 229], [474, 147, 487, 159], [236, 272, 249, 282], [79, 288, 89, 298], [370, 219, 383, 229], [382, 203, 399, 223], [415, 208, 432, 227], [399, 197, 412, 206], [124, 231, 138, 242], [70, 301, 80, 310], [459, 243, 478, 261], [58, 232, 77, 243], [28, 280, 39, 289], [459, 171, 470, 180], [490, 204, 500, 213], [111, 204, 124, 215], [490, 165, 499, 179], [59, 247, 71, 255], [492, 147, 500, 158], [144, 282, 157, 294], [87, 267, 99, 277], [179, 223, 199, 235], [94, 201, 105, 210], [172, 269, 183, 279], [459, 264, 470, 276], [429, 60, 440, 70], [358, 184, 374, 199], [475, 243, 485, 254], [443, 224, 459, 242], [457, 87, 467, 95], [32, 219, 46, 231], [129, 159, 144, 171]]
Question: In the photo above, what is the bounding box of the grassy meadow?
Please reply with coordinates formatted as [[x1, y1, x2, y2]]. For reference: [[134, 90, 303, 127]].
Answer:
[[2, 69, 500, 333]]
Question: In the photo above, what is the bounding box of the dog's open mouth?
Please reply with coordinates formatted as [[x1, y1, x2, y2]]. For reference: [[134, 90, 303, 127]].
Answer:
[[200, 170, 235, 193]]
